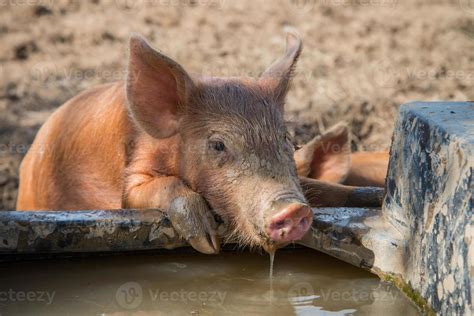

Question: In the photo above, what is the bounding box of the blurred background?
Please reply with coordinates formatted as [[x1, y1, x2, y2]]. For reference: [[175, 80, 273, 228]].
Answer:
[[0, 0, 473, 210]]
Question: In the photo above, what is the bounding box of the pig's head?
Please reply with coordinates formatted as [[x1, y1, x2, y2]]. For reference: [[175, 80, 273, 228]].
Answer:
[[126, 29, 312, 252]]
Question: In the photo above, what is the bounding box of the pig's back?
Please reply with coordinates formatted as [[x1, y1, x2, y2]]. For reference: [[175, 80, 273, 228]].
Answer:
[[17, 82, 133, 210]]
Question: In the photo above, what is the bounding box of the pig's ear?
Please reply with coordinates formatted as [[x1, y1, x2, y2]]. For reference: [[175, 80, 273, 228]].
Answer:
[[294, 122, 352, 183], [126, 34, 195, 139], [260, 27, 302, 112]]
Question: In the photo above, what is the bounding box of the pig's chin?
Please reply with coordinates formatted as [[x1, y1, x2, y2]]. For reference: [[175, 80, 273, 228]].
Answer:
[[227, 220, 288, 254], [224, 217, 266, 250], [223, 207, 298, 253], [262, 241, 288, 254], [239, 227, 304, 255]]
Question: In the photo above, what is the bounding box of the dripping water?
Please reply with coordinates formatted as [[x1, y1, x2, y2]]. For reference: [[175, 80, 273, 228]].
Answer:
[[268, 248, 275, 293]]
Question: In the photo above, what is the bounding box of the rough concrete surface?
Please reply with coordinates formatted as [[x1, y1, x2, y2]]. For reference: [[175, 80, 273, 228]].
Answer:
[[383, 102, 473, 315]]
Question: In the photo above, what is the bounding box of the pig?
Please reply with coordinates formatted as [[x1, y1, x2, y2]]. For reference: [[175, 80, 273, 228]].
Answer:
[[17, 29, 316, 254], [17, 30, 385, 254], [294, 122, 389, 187]]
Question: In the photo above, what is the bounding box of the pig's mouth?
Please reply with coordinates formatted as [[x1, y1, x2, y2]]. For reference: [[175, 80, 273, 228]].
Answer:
[[225, 201, 313, 253]]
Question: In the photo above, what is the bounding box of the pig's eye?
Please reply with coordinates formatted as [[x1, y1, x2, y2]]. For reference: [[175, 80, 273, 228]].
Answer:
[[208, 140, 226, 152]]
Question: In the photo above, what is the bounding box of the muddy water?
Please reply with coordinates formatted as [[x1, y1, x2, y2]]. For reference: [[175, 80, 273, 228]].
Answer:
[[0, 249, 420, 316]]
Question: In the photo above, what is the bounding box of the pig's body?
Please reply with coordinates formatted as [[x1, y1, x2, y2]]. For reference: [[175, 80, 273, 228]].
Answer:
[[17, 82, 129, 210], [17, 30, 384, 254], [18, 30, 319, 254], [344, 151, 389, 187]]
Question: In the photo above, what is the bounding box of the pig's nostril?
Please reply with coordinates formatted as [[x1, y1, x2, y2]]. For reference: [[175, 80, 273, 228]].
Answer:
[[299, 217, 307, 228], [275, 220, 287, 229]]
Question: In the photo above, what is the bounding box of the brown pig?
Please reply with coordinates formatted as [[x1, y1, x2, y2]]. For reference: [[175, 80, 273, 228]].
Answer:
[[294, 122, 389, 187], [17, 29, 316, 254]]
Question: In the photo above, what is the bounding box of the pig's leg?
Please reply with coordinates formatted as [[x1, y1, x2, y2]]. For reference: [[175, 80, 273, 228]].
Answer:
[[299, 177, 384, 207], [123, 175, 220, 254]]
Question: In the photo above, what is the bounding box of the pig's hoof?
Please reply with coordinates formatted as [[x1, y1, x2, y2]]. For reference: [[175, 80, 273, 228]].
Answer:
[[168, 194, 221, 254], [188, 234, 220, 255]]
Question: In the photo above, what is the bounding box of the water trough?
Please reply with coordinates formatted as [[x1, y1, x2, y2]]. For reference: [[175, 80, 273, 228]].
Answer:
[[0, 102, 472, 315]]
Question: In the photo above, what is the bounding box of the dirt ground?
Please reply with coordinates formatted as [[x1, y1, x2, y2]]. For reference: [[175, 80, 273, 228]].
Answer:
[[0, 0, 473, 210]]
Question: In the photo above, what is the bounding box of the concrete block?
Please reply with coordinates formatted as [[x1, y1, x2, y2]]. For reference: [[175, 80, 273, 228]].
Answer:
[[303, 102, 473, 315], [383, 102, 473, 315]]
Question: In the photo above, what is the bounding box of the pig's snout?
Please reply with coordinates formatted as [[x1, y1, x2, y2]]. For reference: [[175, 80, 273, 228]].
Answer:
[[267, 203, 313, 243]]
